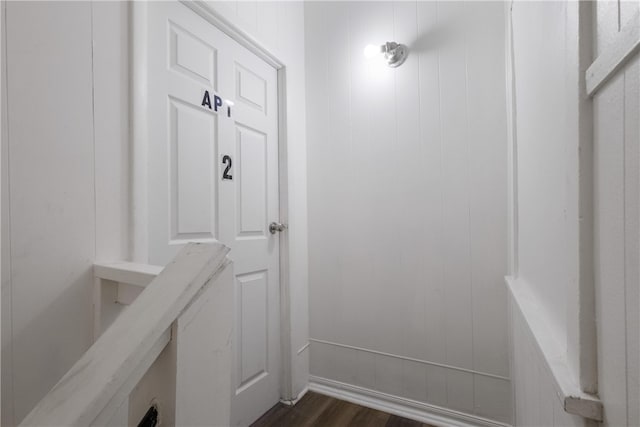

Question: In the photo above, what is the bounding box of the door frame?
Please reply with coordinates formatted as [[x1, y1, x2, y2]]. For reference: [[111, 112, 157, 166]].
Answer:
[[130, 0, 295, 402]]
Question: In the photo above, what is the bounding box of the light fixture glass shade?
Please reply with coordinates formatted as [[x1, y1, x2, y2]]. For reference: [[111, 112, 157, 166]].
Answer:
[[363, 44, 383, 59]]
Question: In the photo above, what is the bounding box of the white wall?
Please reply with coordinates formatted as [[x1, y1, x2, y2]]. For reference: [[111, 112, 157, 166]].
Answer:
[[508, 0, 640, 425], [1, 2, 129, 424], [507, 1, 590, 425], [592, 2, 640, 426], [305, 2, 510, 425], [510, 0, 571, 351], [1, 1, 308, 423]]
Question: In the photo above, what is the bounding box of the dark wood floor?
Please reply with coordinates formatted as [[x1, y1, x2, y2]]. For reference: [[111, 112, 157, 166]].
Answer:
[[251, 392, 435, 427]]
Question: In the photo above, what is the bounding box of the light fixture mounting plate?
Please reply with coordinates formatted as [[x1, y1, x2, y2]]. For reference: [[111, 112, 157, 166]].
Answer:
[[383, 42, 408, 68]]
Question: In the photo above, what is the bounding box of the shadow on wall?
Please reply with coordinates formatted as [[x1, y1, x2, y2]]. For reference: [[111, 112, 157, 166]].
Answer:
[[408, 18, 456, 53]]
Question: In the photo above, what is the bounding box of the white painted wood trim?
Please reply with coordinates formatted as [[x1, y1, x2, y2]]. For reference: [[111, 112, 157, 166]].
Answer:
[[505, 0, 519, 278], [130, 1, 149, 262], [94, 262, 162, 287], [276, 67, 295, 401], [505, 277, 603, 421], [20, 243, 230, 426], [586, 11, 640, 96], [309, 338, 510, 382], [280, 386, 309, 407], [180, 1, 284, 69], [563, 0, 598, 395], [309, 376, 510, 427], [296, 341, 310, 355], [0, 1, 3, 423]]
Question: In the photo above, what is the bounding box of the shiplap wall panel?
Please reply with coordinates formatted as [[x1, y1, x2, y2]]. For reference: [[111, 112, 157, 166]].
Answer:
[[622, 56, 639, 427], [306, 2, 509, 424], [93, 1, 129, 262], [512, 0, 569, 345], [327, 1, 356, 350], [305, 0, 332, 345], [595, 71, 627, 427], [5, 2, 96, 421], [416, 0, 448, 369], [1, 3, 11, 423], [620, 1, 640, 41], [592, 1, 640, 423], [437, 0, 474, 374], [594, 50, 640, 427], [596, 1, 622, 56], [510, 297, 592, 427], [464, 1, 509, 379], [392, 0, 424, 363]]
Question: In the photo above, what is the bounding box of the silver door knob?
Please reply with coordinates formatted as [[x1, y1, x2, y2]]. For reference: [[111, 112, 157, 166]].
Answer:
[[269, 222, 287, 234]]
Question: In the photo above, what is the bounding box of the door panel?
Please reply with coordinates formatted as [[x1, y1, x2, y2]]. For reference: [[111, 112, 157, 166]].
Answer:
[[146, 3, 280, 425], [169, 99, 217, 241], [237, 270, 269, 390], [237, 125, 267, 237]]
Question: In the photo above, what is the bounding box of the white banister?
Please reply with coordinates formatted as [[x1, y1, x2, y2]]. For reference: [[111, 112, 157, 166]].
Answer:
[[20, 242, 233, 426]]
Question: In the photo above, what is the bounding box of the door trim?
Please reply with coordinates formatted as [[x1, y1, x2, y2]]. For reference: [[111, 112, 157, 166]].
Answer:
[[130, 0, 295, 402]]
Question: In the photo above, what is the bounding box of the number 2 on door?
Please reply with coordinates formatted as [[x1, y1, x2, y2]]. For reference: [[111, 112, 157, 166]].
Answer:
[[222, 155, 233, 180]]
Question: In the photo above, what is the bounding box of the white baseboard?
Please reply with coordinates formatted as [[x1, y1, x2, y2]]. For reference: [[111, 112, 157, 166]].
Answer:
[[309, 376, 511, 427], [280, 386, 309, 406]]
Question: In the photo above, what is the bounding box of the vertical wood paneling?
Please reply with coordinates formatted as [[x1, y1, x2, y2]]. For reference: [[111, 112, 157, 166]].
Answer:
[[0, 1, 12, 423], [6, 2, 95, 420], [593, 2, 640, 424], [326, 1, 357, 349], [416, 0, 447, 369], [255, 2, 277, 53], [236, 1, 258, 38], [622, 56, 639, 427], [392, 0, 423, 363], [437, 1, 474, 374], [464, 1, 509, 379], [512, 0, 569, 343], [93, 1, 129, 262], [619, 1, 640, 32], [510, 297, 590, 427], [306, 0, 333, 347], [594, 71, 627, 427], [306, 1, 509, 424], [595, 1, 620, 56]]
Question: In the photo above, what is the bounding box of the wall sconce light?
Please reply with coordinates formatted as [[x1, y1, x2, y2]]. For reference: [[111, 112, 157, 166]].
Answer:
[[363, 42, 408, 68]]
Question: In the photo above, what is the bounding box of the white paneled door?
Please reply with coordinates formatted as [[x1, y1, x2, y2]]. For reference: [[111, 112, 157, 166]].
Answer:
[[146, 2, 281, 425]]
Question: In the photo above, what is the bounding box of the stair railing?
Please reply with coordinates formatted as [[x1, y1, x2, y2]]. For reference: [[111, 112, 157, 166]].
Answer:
[[19, 242, 233, 426]]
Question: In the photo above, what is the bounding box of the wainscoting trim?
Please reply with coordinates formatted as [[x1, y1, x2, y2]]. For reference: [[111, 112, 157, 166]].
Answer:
[[309, 376, 511, 427], [309, 338, 509, 382]]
